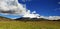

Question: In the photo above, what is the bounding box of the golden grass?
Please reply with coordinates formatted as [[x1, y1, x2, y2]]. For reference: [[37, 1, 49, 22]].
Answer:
[[0, 21, 60, 29]]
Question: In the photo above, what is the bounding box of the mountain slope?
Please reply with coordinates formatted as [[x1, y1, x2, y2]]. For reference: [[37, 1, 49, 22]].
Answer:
[[0, 16, 13, 21]]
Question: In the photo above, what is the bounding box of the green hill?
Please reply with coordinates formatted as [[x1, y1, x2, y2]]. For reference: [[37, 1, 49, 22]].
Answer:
[[0, 17, 60, 29], [0, 16, 13, 21]]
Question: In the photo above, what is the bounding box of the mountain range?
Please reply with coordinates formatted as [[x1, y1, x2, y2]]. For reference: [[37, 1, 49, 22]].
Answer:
[[0, 16, 60, 21]]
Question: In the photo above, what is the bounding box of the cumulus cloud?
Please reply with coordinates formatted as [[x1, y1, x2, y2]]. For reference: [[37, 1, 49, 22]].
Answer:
[[32, 11, 36, 14], [48, 16, 60, 20], [39, 16, 60, 20], [0, 0, 60, 20], [0, 0, 40, 19], [0, 0, 26, 14]]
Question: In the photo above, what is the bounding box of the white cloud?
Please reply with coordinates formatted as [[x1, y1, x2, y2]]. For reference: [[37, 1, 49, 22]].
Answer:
[[40, 16, 60, 20], [23, 10, 40, 18], [32, 11, 36, 14], [0, 0, 40, 19], [58, 2, 60, 4], [48, 16, 60, 20], [0, 0, 60, 20]]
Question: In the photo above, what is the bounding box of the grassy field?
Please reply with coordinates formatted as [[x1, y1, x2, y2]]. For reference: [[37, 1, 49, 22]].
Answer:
[[0, 21, 60, 29]]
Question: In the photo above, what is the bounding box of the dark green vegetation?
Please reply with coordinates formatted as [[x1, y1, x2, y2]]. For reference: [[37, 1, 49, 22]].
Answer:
[[0, 16, 60, 29]]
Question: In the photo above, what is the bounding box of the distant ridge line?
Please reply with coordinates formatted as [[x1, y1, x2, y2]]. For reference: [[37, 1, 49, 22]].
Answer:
[[0, 16, 60, 21]]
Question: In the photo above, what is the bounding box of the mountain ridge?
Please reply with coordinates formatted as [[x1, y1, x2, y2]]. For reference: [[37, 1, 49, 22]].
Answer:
[[0, 16, 60, 21], [0, 16, 14, 21]]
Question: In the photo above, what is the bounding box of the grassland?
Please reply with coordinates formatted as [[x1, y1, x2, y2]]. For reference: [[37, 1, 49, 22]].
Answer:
[[0, 21, 60, 29]]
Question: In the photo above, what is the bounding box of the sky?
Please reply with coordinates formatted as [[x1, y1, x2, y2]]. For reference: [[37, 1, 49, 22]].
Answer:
[[25, 0, 60, 16], [0, 0, 60, 19], [19, 0, 60, 16]]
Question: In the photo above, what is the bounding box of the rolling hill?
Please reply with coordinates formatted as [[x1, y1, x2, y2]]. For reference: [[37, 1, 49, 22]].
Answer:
[[0, 16, 13, 21], [0, 16, 60, 29], [0, 16, 60, 21]]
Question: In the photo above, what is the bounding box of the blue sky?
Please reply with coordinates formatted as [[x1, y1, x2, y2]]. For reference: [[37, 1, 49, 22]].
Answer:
[[19, 0, 60, 16], [0, 0, 60, 19], [25, 0, 60, 16]]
